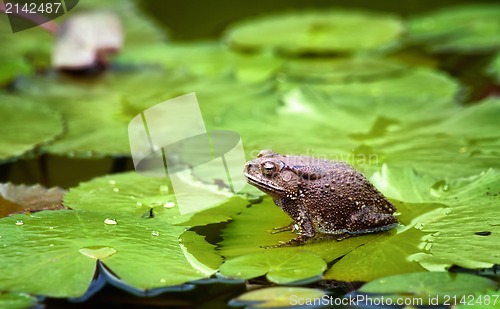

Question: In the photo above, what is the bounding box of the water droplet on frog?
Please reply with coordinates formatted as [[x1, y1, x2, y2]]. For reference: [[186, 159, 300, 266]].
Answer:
[[104, 218, 117, 225], [113, 188, 120, 192], [109, 180, 116, 185], [160, 278, 166, 283], [151, 231, 160, 236], [443, 208, 452, 215], [159, 185, 169, 194], [15, 220, 24, 226], [49, 244, 54, 247], [164, 201, 175, 208], [49, 226, 54, 229], [137, 202, 143, 206]]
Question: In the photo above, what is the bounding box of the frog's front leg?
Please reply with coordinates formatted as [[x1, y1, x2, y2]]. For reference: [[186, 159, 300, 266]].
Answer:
[[270, 210, 315, 248], [271, 222, 299, 234]]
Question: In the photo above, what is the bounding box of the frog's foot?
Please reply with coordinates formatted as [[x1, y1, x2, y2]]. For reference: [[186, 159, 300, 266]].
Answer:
[[271, 222, 298, 234]]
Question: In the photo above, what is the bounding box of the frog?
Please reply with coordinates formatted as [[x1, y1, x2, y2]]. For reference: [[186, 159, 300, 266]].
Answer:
[[243, 149, 398, 246]]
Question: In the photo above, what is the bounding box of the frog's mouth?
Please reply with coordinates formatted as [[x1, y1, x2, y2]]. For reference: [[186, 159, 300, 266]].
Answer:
[[244, 173, 285, 193]]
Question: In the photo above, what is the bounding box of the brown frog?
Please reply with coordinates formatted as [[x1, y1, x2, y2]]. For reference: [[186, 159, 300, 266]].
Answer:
[[244, 149, 397, 246]]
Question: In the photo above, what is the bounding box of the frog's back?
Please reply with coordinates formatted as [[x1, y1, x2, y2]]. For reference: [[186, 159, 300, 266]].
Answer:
[[298, 159, 397, 235]]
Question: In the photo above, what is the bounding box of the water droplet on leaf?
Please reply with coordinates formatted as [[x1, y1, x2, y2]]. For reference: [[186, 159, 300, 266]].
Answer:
[[164, 201, 175, 208], [104, 218, 117, 225], [79, 246, 117, 259], [15, 220, 24, 226]]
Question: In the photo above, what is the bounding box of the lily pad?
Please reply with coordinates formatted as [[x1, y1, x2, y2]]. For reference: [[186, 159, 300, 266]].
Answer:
[[277, 67, 460, 138], [0, 183, 66, 218], [0, 16, 52, 79], [408, 4, 500, 53], [0, 210, 218, 297], [0, 95, 63, 163], [21, 70, 176, 157], [229, 287, 327, 309], [358, 272, 497, 305], [64, 171, 248, 225], [371, 166, 500, 271], [219, 250, 326, 284], [356, 97, 500, 179], [279, 57, 406, 84], [225, 9, 403, 56], [487, 52, 500, 82], [0, 292, 37, 309]]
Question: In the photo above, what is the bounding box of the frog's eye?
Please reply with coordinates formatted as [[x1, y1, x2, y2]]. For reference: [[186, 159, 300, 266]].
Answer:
[[261, 161, 276, 176]]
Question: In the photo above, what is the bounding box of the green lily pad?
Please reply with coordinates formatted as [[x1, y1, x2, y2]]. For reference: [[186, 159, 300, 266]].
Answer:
[[0, 210, 218, 297], [487, 52, 500, 82], [357, 97, 500, 179], [415, 169, 500, 271], [22, 70, 180, 157], [359, 272, 497, 305], [0, 17, 52, 79], [278, 67, 460, 137], [219, 250, 326, 284], [117, 41, 283, 83], [230, 287, 327, 309], [323, 201, 439, 282], [279, 57, 406, 84], [0, 292, 37, 309], [371, 166, 500, 271], [408, 4, 500, 53], [0, 95, 63, 163], [225, 9, 403, 56], [64, 171, 248, 225], [0, 183, 66, 218]]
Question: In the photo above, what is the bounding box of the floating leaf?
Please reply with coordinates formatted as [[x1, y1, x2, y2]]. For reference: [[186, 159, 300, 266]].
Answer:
[[0, 95, 63, 163], [0, 210, 218, 297], [0, 183, 66, 218], [0, 292, 37, 309], [0, 16, 52, 78], [219, 250, 326, 284], [415, 169, 500, 271], [487, 52, 500, 82], [358, 272, 497, 305], [279, 57, 406, 84], [225, 9, 403, 56], [370, 166, 500, 272], [21, 71, 172, 157], [408, 4, 500, 53], [64, 171, 248, 225], [229, 287, 326, 309]]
